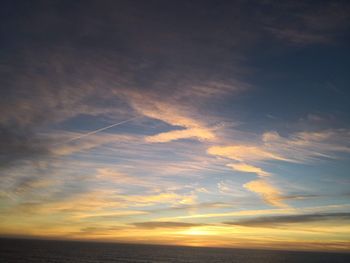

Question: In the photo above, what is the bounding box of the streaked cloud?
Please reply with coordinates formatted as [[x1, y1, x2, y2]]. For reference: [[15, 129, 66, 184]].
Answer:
[[158, 207, 296, 221], [132, 221, 204, 229], [121, 192, 196, 207], [129, 97, 217, 143], [51, 133, 138, 156], [146, 202, 232, 214], [209, 129, 350, 164], [227, 163, 271, 177], [208, 128, 350, 207], [95, 168, 145, 186], [262, 130, 350, 162], [207, 145, 289, 162], [224, 212, 350, 227], [263, 1, 350, 45], [145, 127, 215, 143], [243, 179, 287, 208]]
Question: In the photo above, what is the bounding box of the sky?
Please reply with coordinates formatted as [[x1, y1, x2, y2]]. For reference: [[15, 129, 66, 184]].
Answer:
[[1, 0, 350, 252]]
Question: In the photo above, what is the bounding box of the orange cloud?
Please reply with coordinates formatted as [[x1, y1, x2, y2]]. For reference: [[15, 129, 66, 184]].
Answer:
[[123, 192, 197, 206], [227, 163, 271, 177], [207, 145, 289, 162], [145, 127, 215, 143], [243, 179, 287, 208], [127, 93, 216, 143], [130, 97, 202, 128]]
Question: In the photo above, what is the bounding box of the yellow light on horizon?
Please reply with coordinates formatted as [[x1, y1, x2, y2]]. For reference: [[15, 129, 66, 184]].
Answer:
[[180, 226, 217, 236]]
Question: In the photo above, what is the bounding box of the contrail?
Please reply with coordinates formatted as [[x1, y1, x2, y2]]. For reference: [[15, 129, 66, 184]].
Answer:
[[62, 117, 139, 144]]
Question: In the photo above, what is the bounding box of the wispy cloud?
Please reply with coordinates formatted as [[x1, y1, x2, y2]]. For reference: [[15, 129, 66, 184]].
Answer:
[[95, 168, 147, 186], [262, 130, 350, 162], [209, 129, 350, 165], [227, 163, 271, 177], [208, 128, 350, 207], [263, 1, 350, 45], [61, 117, 139, 144], [132, 221, 204, 229], [224, 212, 350, 227], [207, 145, 289, 162], [51, 133, 138, 156], [145, 127, 215, 143], [243, 179, 287, 208]]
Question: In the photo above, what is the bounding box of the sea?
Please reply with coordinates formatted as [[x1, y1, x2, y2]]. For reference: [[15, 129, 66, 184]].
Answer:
[[0, 238, 349, 263]]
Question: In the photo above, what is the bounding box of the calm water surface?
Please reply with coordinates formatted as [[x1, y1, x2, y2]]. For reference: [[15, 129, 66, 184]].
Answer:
[[1, 238, 349, 263]]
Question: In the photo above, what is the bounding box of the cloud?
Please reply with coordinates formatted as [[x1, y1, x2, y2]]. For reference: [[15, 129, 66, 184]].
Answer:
[[145, 127, 215, 143], [278, 194, 321, 201], [207, 145, 289, 162], [73, 210, 147, 220], [208, 128, 350, 208], [208, 130, 350, 165], [51, 133, 137, 156], [0, 0, 255, 169], [132, 221, 203, 229], [217, 181, 237, 196], [7, 176, 56, 197], [94, 167, 187, 191], [1, 0, 348, 171], [122, 192, 196, 207], [0, 48, 134, 169], [62, 117, 139, 144], [243, 179, 287, 208], [263, 1, 350, 45], [262, 130, 350, 162], [0, 124, 51, 169], [157, 207, 295, 221], [227, 163, 271, 177], [129, 99, 203, 129], [129, 97, 217, 143], [9, 188, 197, 217], [266, 27, 331, 45], [224, 212, 350, 227], [95, 168, 144, 186], [147, 202, 231, 214]]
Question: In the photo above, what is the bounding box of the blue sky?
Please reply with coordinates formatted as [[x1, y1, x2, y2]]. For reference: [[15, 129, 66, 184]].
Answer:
[[0, 0, 350, 251]]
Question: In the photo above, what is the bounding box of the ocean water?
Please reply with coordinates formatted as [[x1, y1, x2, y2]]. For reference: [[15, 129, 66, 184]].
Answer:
[[0, 238, 349, 263]]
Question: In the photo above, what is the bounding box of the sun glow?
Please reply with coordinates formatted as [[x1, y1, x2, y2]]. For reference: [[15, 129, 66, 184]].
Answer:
[[182, 228, 210, 236], [179, 226, 224, 236]]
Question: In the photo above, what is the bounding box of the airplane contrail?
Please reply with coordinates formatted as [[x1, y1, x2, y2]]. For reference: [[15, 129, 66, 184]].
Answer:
[[62, 116, 139, 144]]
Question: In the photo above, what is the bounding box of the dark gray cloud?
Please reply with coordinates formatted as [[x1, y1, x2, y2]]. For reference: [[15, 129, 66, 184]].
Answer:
[[278, 193, 350, 201], [278, 194, 322, 200], [0, 47, 134, 169], [1, 0, 349, 169], [224, 212, 350, 227], [0, 1, 251, 168], [259, 0, 350, 45], [0, 124, 50, 169]]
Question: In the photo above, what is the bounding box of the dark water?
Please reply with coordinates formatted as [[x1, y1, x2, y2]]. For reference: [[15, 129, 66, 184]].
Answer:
[[0, 238, 349, 263]]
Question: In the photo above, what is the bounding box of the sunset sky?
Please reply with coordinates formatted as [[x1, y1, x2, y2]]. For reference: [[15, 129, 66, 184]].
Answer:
[[1, 0, 350, 252]]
